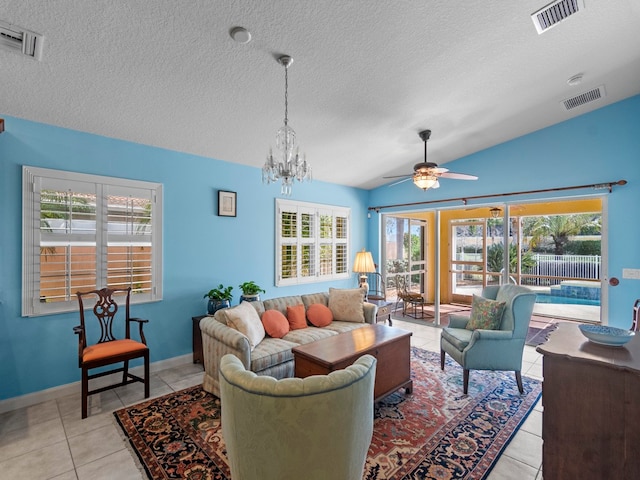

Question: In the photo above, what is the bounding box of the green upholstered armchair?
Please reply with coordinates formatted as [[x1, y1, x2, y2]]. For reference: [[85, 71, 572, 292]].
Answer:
[[440, 284, 536, 394], [219, 353, 377, 480]]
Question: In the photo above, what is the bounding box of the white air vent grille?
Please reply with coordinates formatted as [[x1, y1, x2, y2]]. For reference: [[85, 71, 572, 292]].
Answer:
[[532, 0, 584, 34], [0, 20, 43, 60], [562, 86, 606, 111]]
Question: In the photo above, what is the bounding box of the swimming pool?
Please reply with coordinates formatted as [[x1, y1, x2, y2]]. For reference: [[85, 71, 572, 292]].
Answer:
[[535, 294, 600, 306]]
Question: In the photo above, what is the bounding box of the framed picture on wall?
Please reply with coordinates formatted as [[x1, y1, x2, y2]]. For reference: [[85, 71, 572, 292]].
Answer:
[[218, 190, 237, 217]]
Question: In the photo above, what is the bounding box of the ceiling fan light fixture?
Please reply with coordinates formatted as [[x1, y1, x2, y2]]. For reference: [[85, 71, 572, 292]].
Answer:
[[413, 173, 438, 190], [383, 129, 477, 189]]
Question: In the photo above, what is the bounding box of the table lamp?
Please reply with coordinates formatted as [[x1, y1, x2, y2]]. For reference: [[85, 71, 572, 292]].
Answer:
[[353, 249, 375, 299]]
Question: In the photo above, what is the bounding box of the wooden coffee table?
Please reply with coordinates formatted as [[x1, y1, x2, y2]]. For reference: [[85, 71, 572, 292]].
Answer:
[[292, 323, 413, 402]]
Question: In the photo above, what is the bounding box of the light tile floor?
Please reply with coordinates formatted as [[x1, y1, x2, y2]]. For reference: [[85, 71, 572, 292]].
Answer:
[[0, 319, 544, 479]]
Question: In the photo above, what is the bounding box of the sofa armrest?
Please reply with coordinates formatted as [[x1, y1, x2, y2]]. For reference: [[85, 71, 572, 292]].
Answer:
[[200, 317, 250, 352], [448, 314, 470, 329], [200, 316, 251, 397], [363, 302, 377, 324]]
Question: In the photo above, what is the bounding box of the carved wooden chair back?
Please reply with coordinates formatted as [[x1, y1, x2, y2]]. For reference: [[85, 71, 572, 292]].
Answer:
[[77, 287, 138, 346]]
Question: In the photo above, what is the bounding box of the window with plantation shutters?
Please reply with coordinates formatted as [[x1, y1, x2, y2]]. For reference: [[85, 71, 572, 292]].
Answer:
[[22, 166, 163, 316], [276, 199, 350, 286]]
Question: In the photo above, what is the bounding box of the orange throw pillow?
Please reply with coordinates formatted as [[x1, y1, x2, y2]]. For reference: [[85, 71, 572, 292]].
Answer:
[[261, 309, 290, 338], [286, 304, 308, 330], [307, 303, 333, 327]]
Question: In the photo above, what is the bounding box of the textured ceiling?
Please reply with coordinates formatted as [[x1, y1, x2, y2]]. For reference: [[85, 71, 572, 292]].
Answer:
[[2, 1, 640, 189]]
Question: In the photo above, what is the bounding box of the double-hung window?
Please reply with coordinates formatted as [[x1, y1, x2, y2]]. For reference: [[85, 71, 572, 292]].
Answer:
[[276, 199, 350, 286], [22, 166, 163, 316]]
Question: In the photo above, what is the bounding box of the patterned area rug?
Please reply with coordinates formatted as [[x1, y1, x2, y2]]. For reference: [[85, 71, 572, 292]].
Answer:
[[114, 348, 541, 480]]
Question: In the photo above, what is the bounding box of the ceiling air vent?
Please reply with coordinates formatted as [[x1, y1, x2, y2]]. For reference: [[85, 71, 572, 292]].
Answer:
[[531, 0, 585, 34], [561, 86, 606, 111], [0, 19, 43, 60]]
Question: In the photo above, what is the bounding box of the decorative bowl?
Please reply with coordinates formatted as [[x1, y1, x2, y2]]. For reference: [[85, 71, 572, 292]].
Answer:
[[578, 324, 635, 347]]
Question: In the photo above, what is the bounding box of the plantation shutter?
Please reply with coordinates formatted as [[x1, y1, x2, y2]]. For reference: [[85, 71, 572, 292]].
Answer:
[[22, 166, 162, 316], [276, 199, 350, 286]]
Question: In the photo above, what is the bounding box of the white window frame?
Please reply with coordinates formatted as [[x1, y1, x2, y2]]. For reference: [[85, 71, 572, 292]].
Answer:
[[275, 199, 350, 286], [22, 166, 163, 316]]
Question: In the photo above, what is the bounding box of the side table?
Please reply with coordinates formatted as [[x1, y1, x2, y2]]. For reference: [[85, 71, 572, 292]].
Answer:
[[367, 299, 393, 326], [192, 315, 207, 364]]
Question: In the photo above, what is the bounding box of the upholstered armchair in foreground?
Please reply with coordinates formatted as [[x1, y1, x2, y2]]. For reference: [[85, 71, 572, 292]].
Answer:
[[219, 353, 377, 480], [440, 284, 536, 394]]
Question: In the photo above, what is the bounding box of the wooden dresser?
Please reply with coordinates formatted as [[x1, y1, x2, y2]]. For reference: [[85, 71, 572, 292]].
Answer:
[[536, 323, 640, 479]]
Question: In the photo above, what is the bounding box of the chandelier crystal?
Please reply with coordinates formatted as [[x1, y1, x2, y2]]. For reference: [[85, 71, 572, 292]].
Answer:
[[262, 55, 311, 196]]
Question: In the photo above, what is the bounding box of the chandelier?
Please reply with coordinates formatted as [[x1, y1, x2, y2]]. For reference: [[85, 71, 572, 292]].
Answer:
[[262, 55, 311, 196]]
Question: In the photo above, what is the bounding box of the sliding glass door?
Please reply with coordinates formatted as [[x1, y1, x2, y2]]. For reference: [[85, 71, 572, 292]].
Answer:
[[383, 216, 427, 301], [447, 200, 602, 322]]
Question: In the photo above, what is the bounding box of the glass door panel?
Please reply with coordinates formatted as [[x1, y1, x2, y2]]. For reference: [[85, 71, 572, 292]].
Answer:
[[451, 221, 484, 299], [383, 216, 427, 301]]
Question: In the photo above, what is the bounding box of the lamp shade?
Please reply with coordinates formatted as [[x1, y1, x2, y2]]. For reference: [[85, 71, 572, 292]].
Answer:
[[353, 249, 375, 274]]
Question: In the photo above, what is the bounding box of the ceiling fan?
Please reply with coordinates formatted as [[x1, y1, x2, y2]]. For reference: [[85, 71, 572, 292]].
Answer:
[[464, 205, 526, 218], [384, 130, 478, 190]]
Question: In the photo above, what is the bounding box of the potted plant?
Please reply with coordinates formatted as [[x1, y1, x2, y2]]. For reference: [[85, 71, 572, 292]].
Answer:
[[204, 284, 233, 314], [238, 281, 266, 303]]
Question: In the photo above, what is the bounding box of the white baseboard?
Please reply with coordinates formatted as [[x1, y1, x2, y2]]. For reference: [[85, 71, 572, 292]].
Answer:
[[0, 353, 193, 415]]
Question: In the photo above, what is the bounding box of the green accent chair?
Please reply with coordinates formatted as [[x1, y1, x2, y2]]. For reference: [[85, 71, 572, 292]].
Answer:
[[219, 353, 377, 480], [440, 285, 536, 394]]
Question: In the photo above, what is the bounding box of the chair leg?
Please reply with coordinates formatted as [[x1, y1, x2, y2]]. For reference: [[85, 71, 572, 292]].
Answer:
[[440, 350, 445, 370], [515, 371, 524, 394], [123, 359, 129, 384], [144, 352, 150, 398], [81, 368, 88, 419], [463, 369, 470, 394]]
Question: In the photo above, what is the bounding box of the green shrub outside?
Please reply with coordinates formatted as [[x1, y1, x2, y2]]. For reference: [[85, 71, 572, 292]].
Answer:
[[486, 243, 536, 274]]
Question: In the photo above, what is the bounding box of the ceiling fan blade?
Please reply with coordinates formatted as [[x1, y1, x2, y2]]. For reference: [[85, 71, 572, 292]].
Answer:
[[387, 177, 413, 187], [383, 174, 412, 179], [440, 171, 478, 180]]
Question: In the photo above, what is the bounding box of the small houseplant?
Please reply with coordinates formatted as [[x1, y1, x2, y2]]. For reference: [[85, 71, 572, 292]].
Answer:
[[238, 281, 266, 303], [204, 284, 233, 314]]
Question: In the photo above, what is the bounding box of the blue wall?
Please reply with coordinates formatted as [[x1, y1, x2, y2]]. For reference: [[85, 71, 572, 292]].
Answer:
[[0, 117, 369, 400], [2, 94, 639, 401], [368, 95, 640, 330]]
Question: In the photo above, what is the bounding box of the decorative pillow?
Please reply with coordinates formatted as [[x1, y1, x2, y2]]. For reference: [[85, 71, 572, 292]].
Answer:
[[225, 301, 266, 350], [328, 287, 365, 323], [286, 304, 308, 330], [465, 295, 506, 331], [261, 309, 290, 338], [306, 303, 333, 327]]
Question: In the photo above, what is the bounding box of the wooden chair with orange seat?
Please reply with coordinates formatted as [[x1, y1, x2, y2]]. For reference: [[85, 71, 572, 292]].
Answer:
[[74, 287, 150, 418]]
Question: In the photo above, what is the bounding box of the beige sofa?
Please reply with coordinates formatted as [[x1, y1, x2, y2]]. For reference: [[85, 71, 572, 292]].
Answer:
[[200, 290, 377, 397]]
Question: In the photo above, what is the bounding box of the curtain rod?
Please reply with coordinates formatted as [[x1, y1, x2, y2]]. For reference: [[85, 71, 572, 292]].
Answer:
[[368, 179, 627, 213]]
